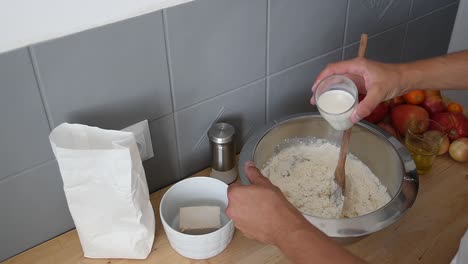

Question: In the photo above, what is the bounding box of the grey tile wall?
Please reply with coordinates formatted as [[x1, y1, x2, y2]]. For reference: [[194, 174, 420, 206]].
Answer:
[[0, 49, 54, 180], [166, 0, 267, 110], [175, 80, 266, 176], [412, 0, 458, 17], [32, 11, 172, 129], [344, 24, 407, 62], [346, 0, 411, 44], [0, 0, 460, 261], [145, 114, 180, 193], [269, 0, 347, 74], [268, 50, 341, 121], [403, 3, 459, 61], [0, 161, 74, 260]]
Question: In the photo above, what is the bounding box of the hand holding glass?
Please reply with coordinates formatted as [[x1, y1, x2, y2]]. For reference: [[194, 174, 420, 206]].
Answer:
[[314, 75, 358, 131]]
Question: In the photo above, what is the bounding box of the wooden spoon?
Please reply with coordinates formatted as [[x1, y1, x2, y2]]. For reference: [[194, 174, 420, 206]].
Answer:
[[333, 34, 368, 214]]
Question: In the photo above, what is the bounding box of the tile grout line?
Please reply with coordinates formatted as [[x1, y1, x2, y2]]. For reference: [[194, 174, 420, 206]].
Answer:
[[398, 1, 459, 62], [172, 112, 184, 179], [409, 0, 415, 17], [146, 111, 175, 123], [268, 0, 449, 76], [268, 47, 343, 78], [341, 1, 457, 52], [174, 77, 267, 113], [407, 2, 458, 23], [265, 0, 270, 123], [343, 24, 401, 49], [343, 3, 456, 52], [0, 159, 56, 185], [162, 9, 183, 179], [341, 0, 351, 60], [161, 1, 458, 122], [28, 47, 55, 130], [162, 10, 177, 115]]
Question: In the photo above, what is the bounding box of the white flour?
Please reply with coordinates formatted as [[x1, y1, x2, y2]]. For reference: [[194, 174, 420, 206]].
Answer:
[[261, 139, 391, 219]]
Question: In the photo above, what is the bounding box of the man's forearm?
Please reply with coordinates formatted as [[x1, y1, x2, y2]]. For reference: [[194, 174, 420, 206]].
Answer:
[[276, 224, 366, 264], [399, 50, 468, 93]]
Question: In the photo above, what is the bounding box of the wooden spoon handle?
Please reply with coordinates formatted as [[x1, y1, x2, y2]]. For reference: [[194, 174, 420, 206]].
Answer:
[[336, 129, 351, 190], [358, 34, 368, 58], [336, 34, 368, 192]]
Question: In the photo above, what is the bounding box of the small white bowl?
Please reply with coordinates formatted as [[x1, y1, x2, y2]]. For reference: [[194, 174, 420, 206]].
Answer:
[[159, 177, 235, 259]]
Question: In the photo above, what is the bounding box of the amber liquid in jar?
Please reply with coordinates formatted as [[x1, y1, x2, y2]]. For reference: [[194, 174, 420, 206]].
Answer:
[[405, 144, 438, 175]]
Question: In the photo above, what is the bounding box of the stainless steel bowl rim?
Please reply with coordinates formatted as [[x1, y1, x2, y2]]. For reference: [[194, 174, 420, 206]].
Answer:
[[238, 112, 419, 238]]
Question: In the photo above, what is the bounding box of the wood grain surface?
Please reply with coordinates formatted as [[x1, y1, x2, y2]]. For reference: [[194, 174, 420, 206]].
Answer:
[[2, 155, 467, 264]]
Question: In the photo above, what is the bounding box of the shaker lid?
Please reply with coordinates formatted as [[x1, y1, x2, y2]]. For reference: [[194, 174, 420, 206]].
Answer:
[[208, 123, 235, 144]]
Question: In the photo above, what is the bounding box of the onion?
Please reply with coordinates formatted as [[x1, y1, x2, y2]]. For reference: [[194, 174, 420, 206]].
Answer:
[[438, 135, 450, 155], [449, 138, 468, 162]]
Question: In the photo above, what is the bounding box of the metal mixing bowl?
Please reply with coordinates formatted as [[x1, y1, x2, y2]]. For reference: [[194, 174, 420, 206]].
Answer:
[[238, 112, 418, 240]]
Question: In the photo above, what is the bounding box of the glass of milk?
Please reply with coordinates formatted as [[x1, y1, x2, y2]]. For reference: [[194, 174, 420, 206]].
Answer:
[[314, 75, 358, 130]]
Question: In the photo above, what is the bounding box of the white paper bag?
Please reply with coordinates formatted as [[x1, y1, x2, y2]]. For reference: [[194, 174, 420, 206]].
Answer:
[[49, 123, 155, 259], [451, 230, 468, 264]]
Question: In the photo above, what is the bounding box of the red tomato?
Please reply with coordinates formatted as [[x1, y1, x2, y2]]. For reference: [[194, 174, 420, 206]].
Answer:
[[431, 112, 468, 141], [420, 96, 447, 116], [391, 105, 430, 136], [389, 96, 405, 109], [447, 102, 463, 113], [359, 94, 389, 124], [403, 90, 425, 105]]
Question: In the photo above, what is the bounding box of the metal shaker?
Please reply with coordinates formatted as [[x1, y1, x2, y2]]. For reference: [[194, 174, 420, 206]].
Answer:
[[208, 123, 237, 184]]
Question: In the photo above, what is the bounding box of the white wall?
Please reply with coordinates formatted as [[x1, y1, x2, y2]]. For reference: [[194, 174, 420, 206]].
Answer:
[[449, 0, 468, 52], [445, 0, 468, 106], [0, 0, 192, 54]]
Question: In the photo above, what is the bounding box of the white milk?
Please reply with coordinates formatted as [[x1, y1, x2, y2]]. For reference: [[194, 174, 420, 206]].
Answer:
[[317, 89, 355, 130]]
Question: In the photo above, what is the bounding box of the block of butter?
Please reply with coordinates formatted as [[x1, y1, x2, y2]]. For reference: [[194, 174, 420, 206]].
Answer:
[[179, 206, 221, 235]]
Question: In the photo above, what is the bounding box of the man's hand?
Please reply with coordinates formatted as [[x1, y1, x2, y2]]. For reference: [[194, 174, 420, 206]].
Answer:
[[226, 161, 367, 264], [311, 58, 404, 123], [226, 161, 309, 246]]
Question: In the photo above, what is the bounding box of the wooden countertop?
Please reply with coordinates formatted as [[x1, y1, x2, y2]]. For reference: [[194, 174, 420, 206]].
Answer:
[[3, 155, 467, 264]]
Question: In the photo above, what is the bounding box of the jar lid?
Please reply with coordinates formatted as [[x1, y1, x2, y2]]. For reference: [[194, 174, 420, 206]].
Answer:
[[208, 123, 235, 144]]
